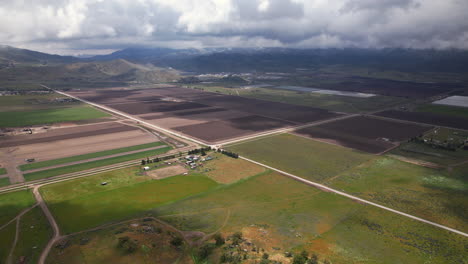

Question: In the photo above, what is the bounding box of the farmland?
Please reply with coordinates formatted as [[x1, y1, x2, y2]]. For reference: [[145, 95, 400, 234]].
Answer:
[[23, 145, 171, 181], [19, 141, 165, 171], [0, 106, 110, 128], [67, 87, 342, 144], [0, 93, 80, 111], [375, 110, 468, 130], [416, 103, 468, 119], [152, 171, 467, 264], [228, 133, 373, 182], [190, 85, 408, 113], [295, 116, 431, 153]]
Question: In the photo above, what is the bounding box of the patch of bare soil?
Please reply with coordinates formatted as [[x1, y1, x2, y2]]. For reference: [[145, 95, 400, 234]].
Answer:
[[147, 165, 188, 180]]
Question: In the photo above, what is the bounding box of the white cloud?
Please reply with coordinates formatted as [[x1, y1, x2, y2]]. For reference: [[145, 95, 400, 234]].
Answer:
[[0, 0, 467, 54]]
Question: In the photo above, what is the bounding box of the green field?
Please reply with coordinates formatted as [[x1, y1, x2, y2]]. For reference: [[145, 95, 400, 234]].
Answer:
[[416, 103, 468, 118], [41, 170, 218, 234], [153, 172, 468, 264], [0, 105, 110, 127], [0, 190, 36, 227], [0, 177, 10, 187], [228, 133, 373, 182], [0, 168, 6, 175], [20, 142, 165, 171], [0, 222, 17, 263], [326, 157, 468, 232], [190, 85, 407, 113], [23, 146, 172, 181], [12, 206, 52, 264]]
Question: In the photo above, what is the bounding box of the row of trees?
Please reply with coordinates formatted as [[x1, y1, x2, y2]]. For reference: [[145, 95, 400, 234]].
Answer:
[[218, 149, 239, 158], [188, 147, 211, 156], [141, 154, 176, 165]]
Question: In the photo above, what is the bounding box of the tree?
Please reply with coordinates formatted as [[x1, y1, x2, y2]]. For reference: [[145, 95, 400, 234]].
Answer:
[[198, 244, 216, 259], [214, 233, 225, 246], [141, 160, 146, 165], [293, 255, 307, 264], [231, 232, 243, 245], [262, 253, 269, 259]]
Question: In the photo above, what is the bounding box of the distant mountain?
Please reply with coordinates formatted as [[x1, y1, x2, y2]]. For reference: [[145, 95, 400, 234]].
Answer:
[[0, 58, 180, 85], [0, 45, 77, 65], [90, 47, 468, 73]]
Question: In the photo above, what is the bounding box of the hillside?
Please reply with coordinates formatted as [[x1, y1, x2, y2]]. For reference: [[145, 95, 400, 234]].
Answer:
[[0, 45, 77, 66]]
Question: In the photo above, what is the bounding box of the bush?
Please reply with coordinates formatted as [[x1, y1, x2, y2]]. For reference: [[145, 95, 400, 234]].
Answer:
[[117, 236, 138, 253], [170, 236, 183, 247], [214, 233, 225, 246]]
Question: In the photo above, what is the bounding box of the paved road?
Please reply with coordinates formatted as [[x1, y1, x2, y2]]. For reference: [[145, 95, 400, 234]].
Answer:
[[240, 156, 468, 238]]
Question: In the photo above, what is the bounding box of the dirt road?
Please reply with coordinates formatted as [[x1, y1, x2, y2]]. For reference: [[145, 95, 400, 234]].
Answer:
[[33, 186, 62, 264]]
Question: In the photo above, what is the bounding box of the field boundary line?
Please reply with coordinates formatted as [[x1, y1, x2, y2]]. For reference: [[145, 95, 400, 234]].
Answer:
[[239, 156, 468, 238]]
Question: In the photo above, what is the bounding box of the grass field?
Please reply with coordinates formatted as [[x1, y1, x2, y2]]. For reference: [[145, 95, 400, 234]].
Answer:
[[23, 146, 172, 181], [0, 168, 6, 175], [416, 103, 468, 118], [41, 170, 218, 234], [228, 133, 373, 182], [326, 157, 468, 232], [12, 206, 52, 264], [20, 142, 165, 171], [0, 105, 110, 127], [153, 172, 468, 264], [191, 85, 407, 113], [0, 222, 17, 263], [46, 218, 191, 264], [0, 190, 36, 227], [0, 177, 10, 187], [202, 153, 266, 184]]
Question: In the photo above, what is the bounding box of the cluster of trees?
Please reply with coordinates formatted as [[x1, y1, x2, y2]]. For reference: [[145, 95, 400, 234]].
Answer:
[[188, 147, 211, 156], [409, 136, 465, 151], [141, 154, 176, 165], [217, 149, 239, 158]]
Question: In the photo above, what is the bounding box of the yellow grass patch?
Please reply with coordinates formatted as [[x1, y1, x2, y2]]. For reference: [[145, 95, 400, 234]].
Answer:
[[204, 154, 266, 184]]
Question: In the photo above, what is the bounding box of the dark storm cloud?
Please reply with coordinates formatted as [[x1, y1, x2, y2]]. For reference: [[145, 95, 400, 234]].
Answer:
[[0, 0, 467, 55]]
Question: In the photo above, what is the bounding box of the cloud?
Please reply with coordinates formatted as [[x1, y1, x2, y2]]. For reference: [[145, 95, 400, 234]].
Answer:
[[0, 0, 467, 54]]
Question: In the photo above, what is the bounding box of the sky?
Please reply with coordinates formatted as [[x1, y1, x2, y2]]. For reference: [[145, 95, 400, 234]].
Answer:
[[0, 0, 467, 55]]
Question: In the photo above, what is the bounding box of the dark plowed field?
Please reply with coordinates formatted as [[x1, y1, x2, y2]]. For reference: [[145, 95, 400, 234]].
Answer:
[[375, 110, 468, 130], [173, 115, 293, 142], [196, 95, 342, 124], [108, 101, 208, 115], [0, 123, 137, 148], [295, 116, 431, 153]]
